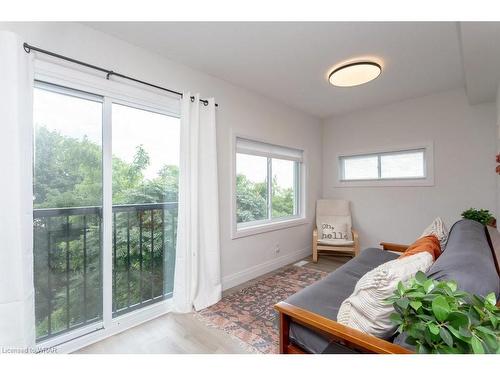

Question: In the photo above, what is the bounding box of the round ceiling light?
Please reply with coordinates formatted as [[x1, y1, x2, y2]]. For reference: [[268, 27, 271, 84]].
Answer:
[[328, 61, 381, 87]]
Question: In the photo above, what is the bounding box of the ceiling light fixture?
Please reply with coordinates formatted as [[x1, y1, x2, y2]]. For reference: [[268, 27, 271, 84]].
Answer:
[[328, 61, 382, 87]]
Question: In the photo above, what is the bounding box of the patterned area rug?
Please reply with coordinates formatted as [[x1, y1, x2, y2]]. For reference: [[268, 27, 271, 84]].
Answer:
[[195, 265, 328, 354]]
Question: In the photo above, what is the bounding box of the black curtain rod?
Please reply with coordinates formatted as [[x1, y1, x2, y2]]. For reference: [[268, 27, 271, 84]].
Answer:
[[23, 42, 218, 108]]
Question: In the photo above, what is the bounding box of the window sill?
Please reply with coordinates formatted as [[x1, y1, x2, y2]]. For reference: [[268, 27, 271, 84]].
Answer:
[[335, 177, 434, 187], [232, 217, 309, 239]]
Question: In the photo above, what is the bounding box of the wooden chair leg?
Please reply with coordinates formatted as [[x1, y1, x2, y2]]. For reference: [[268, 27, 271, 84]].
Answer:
[[312, 229, 318, 263]]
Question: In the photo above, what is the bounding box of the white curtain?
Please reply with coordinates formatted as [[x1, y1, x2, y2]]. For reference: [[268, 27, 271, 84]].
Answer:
[[0, 31, 36, 348], [172, 93, 222, 313]]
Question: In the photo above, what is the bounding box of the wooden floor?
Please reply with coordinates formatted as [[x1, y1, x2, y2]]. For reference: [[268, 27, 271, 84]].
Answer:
[[75, 254, 349, 354]]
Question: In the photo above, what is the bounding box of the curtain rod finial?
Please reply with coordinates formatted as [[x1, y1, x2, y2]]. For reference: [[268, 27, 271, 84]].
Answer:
[[23, 43, 31, 53]]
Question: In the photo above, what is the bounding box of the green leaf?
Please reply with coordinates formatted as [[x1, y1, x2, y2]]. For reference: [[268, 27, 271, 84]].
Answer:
[[415, 271, 427, 285], [458, 325, 473, 338], [476, 330, 499, 353], [468, 306, 480, 325], [432, 295, 450, 322], [410, 300, 422, 311], [397, 281, 405, 296], [439, 327, 454, 347], [407, 291, 426, 298], [447, 326, 465, 341], [423, 279, 435, 293], [396, 297, 409, 310], [485, 292, 497, 306], [490, 315, 498, 329], [446, 281, 457, 292], [389, 312, 403, 325], [428, 322, 440, 335], [471, 336, 485, 354], [471, 295, 485, 307], [447, 311, 469, 329], [475, 326, 496, 336]]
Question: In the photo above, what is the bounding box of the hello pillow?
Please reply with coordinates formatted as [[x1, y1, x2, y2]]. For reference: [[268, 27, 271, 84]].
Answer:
[[317, 215, 352, 245]]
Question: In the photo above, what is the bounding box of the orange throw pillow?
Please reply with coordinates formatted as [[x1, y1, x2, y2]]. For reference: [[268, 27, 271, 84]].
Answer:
[[399, 235, 441, 260]]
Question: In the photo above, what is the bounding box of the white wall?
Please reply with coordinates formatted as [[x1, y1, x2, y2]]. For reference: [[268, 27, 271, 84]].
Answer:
[[497, 83, 500, 228], [0, 22, 322, 289], [323, 89, 496, 248]]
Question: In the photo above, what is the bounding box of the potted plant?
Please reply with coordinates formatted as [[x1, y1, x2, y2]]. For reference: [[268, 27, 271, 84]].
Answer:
[[388, 272, 500, 354], [461, 208, 496, 227]]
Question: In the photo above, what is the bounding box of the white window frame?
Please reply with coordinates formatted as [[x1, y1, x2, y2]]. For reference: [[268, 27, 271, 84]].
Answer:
[[231, 135, 307, 239], [32, 59, 180, 353], [336, 143, 434, 187]]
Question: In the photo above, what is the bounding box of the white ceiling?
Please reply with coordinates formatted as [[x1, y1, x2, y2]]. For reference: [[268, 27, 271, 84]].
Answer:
[[84, 22, 499, 118]]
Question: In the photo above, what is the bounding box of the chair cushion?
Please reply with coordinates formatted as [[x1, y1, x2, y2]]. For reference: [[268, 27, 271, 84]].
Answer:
[[318, 239, 355, 246], [426, 219, 500, 298], [285, 248, 399, 353]]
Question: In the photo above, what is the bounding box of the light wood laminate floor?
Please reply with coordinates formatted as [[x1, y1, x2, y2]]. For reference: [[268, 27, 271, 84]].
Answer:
[[76, 255, 349, 354]]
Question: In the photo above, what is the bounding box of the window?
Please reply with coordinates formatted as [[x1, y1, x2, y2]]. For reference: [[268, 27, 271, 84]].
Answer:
[[339, 146, 432, 186], [235, 137, 303, 231], [33, 80, 180, 344]]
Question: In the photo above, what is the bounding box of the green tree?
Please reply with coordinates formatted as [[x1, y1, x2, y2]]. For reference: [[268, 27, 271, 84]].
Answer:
[[33, 126, 179, 339], [236, 174, 295, 222], [236, 174, 267, 222], [271, 176, 294, 218]]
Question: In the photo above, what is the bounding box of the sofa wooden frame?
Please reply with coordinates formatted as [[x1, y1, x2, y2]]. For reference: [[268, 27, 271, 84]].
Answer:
[[275, 241, 413, 354]]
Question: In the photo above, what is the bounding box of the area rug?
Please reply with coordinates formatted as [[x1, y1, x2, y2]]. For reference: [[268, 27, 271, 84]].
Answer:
[[195, 265, 328, 354]]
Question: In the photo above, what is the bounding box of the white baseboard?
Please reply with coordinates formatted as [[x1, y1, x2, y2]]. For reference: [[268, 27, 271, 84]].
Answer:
[[222, 246, 312, 290]]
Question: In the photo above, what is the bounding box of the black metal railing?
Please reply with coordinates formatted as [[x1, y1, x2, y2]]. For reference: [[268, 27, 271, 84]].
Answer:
[[33, 202, 178, 342]]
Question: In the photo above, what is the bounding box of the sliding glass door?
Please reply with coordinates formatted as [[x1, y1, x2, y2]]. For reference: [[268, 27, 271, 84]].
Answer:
[[33, 82, 104, 341], [33, 80, 180, 343], [111, 103, 180, 317]]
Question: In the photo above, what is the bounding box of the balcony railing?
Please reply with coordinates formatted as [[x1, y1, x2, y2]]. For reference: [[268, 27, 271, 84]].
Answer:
[[33, 202, 178, 342]]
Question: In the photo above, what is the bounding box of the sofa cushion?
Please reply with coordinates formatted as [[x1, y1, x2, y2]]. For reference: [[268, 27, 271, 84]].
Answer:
[[285, 248, 399, 353], [426, 219, 500, 298], [399, 235, 441, 260], [420, 216, 449, 249], [337, 252, 434, 339]]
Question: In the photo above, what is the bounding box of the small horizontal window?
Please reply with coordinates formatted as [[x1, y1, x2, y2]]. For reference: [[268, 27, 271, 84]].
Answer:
[[340, 148, 426, 181]]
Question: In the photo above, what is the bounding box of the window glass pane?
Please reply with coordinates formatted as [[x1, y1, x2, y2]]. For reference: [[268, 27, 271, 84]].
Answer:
[[272, 159, 296, 219], [381, 151, 424, 179], [33, 84, 103, 341], [111, 103, 180, 316], [236, 153, 268, 224], [342, 155, 378, 180]]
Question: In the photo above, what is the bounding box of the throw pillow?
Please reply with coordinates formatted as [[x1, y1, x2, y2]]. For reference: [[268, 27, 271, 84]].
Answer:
[[317, 215, 352, 244], [336, 252, 434, 339], [420, 216, 448, 249], [399, 235, 441, 260]]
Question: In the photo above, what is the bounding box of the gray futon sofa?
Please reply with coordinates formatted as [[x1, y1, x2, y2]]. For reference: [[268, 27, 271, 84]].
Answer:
[[275, 219, 500, 354]]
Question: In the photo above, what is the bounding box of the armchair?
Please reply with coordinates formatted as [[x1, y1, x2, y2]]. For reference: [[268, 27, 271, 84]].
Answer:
[[313, 199, 360, 262]]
